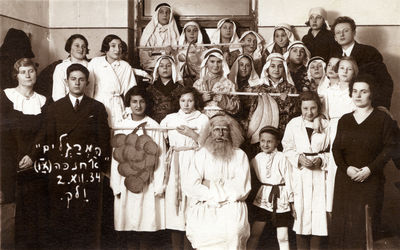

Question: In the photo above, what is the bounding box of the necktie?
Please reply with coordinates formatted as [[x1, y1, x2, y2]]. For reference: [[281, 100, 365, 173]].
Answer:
[[74, 99, 80, 111], [342, 51, 346, 57]]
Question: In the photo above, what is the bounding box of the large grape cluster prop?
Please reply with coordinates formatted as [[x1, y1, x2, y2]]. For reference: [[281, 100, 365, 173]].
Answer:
[[111, 122, 159, 193]]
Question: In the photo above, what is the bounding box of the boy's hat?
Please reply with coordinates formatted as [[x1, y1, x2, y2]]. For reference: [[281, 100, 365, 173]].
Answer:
[[259, 125, 281, 140]]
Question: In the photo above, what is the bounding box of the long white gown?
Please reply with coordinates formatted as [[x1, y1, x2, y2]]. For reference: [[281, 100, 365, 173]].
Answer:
[[183, 148, 251, 250], [282, 116, 330, 236], [160, 110, 209, 231], [110, 115, 166, 231], [321, 84, 356, 212], [88, 56, 136, 126]]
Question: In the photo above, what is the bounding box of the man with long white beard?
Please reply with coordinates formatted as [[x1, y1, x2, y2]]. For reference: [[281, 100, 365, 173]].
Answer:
[[183, 114, 251, 250]]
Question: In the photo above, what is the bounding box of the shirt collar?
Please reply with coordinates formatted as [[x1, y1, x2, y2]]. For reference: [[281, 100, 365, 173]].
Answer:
[[68, 94, 83, 105], [342, 42, 355, 57]]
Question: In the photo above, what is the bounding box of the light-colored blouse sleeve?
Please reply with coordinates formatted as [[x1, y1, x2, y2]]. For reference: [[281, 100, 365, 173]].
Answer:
[[52, 63, 68, 101]]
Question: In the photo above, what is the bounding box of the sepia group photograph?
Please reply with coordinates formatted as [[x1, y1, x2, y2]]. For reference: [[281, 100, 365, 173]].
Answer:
[[1, 0, 399, 249]]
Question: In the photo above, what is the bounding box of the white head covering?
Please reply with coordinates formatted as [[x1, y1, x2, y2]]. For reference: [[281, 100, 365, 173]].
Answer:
[[238, 31, 265, 61], [152, 55, 180, 83], [284, 41, 311, 67], [139, 4, 180, 46], [229, 54, 260, 87], [259, 53, 294, 86], [210, 18, 240, 51], [307, 56, 326, 81], [266, 23, 295, 53], [199, 48, 230, 78], [307, 7, 331, 30], [178, 21, 203, 45]]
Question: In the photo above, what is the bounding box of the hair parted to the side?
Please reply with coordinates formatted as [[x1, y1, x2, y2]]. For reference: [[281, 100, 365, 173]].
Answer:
[[198, 114, 244, 148], [349, 73, 376, 101], [124, 86, 153, 115], [175, 86, 204, 111], [339, 56, 359, 81], [101, 34, 122, 53], [65, 34, 89, 54], [13, 58, 37, 80]]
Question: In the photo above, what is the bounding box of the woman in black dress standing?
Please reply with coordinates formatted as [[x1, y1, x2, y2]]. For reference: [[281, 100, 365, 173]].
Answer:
[[329, 74, 396, 249], [4, 58, 50, 249]]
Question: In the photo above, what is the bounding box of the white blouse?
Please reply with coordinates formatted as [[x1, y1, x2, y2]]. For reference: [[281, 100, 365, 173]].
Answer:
[[4, 88, 46, 115]]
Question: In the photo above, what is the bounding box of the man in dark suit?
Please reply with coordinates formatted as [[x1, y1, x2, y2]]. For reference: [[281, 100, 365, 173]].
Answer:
[[331, 16, 393, 109], [20, 63, 111, 249]]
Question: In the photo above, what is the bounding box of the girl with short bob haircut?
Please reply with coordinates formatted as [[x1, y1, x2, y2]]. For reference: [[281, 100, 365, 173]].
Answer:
[[88, 34, 137, 126], [52, 34, 90, 101]]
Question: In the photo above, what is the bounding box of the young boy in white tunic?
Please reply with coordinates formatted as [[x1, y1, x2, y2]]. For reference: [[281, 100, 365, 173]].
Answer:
[[247, 126, 294, 250], [183, 114, 251, 250]]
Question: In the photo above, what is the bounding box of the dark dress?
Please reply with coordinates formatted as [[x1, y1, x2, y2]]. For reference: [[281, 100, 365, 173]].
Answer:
[[146, 79, 184, 123], [302, 28, 340, 61], [0, 28, 35, 90], [330, 109, 396, 249], [289, 65, 308, 93], [13, 100, 50, 249], [0, 90, 17, 205], [34, 59, 63, 100], [1, 90, 50, 249]]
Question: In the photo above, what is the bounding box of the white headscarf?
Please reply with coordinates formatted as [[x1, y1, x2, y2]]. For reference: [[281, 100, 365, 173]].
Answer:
[[199, 48, 230, 78], [266, 23, 295, 53], [259, 53, 294, 86], [307, 56, 326, 81], [139, 4, 180, 47], [210, 18, 240, 51], [284, 41, 311, 67], [307, 7, 331, 30], [238, 31, 265, 61], [152, 55, 180, 83], [229, 54, 260, 87], [178, 21, 203, 45]]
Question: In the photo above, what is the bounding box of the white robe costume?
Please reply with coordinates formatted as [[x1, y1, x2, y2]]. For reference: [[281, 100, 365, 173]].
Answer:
[[88, 56, 136, 126], [177, 21, 204, 72], [183, 148, 251, 249], [282, 116, 330, 236], [193, 49, 240, 117], [210, 18, 240, 52], [321, 84, 355, 212], [110, 115, 166, 231], [52, 58, 88, 101], [160, 110, 209, 231], [139, 6, 180, 71]]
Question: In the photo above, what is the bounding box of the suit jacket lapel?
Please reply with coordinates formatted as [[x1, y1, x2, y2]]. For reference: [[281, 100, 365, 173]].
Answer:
[[63, 95, 92, 136], [350, 41, 361, 59]]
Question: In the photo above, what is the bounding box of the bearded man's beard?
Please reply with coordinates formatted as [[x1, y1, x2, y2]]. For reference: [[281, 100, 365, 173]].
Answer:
[[204, 136, 234, 160]]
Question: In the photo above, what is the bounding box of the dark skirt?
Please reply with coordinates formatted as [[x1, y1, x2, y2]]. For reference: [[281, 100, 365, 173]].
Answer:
[[329, 169, 380, 250]]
